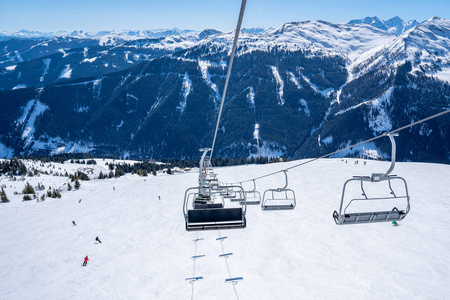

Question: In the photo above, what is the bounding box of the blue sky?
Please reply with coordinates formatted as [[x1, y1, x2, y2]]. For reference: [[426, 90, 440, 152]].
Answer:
[[1, 0, 449, 32]]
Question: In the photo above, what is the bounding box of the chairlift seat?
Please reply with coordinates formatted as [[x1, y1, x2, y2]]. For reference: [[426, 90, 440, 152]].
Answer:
[[333, 207, 406, 224], [262, 203, 295, 211], [243, 199, 260, 205], [194, 203, 223, 209], [261, 188, 296, 211], [186, 207, 246, 231]]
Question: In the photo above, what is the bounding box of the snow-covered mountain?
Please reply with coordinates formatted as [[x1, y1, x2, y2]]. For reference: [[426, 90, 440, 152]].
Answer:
[[1, 158, 450, 299], [347, 16, 421, 36], [0, 18, 449, 162], [353, 17, 450, 82], [0, 28, 198, 42]]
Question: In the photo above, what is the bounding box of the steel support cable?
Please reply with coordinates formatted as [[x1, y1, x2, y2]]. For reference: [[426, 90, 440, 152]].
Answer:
[[232, 108, 450, 185], [217, 231, 240, 300], [210, 0, 247, 159]]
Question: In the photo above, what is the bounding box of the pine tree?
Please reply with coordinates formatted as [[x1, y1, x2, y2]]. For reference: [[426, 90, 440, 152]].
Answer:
[[67, 183, 72, 191], [22, 182, 35, 194], [75, 179, 81, 190], [1, 188, 9, 203]]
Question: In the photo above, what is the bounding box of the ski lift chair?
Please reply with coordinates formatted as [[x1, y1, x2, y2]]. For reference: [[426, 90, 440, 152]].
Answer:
[[261, 171, 296, 210], [184, 148, 247, 231], [222, 183, 237, 199], [241, 180, 261, 205], [333, 133, 410, 225], [184, 186, 247, 231]]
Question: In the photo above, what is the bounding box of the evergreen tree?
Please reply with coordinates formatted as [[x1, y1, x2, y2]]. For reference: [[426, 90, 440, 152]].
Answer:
[[22, 182, 35, 194], [75, 179, 81, 190], [68, 183, 72, 191], [1, 188, 9, 203]]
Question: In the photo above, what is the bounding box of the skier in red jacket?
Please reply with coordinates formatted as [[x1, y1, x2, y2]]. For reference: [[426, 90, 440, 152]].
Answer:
[[82, 256, 89, 266]]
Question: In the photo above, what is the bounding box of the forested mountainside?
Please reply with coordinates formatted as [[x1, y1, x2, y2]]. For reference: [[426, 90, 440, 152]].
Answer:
[[0, 18, 449, 162]]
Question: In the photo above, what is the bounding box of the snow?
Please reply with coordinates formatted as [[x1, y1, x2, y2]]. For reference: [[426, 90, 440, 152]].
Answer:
[[0, 142, 14, 158], [287, 71, 302, 89], [435, 67, 450, 83], [1, 158, 449, 299], [331, 141, 386, 159], [116, 120, 124, 130], [16, 99, 35, 125], [321, 135, 333, 145], [270, 66, 285, 105], [368, 87, 394, 134], [254, 140, 286, 158], [18, 100, 49, 145], [300, 71, 334, 97], [14, 50, 24, 62], [59, 64, 72, 79], [82, 57, 98, 63], [43, 140, 96, 155], [198, 60, 221, 107], [12, 84, 27, 90], [253, 123, 259, 140], [58, 48, 69, 58], [5, 65, 16, 71], [299, 99, 310, 117], [40, 58, 51, 82], [177, 72, 192, 114], [246, 86, 255, 108], [76, 106, 89, 113], [355, 17, 450, 79], [334, 87, 394, 126], [126, 93, 138, 101]]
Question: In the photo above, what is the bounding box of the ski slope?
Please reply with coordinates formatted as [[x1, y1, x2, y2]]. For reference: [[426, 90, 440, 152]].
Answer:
[[1, 158, 449, 299]]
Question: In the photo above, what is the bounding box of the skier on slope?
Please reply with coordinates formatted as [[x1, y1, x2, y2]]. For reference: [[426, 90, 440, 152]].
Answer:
[[95, 236, 102, 243], [82, 256, 89, 266], [72, 220, 77, 226]]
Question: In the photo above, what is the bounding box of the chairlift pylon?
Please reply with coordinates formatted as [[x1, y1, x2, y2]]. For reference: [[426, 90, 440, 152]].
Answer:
[[261, 170, 296, 210], [333, 133, 410, 225], [183, 149, 247, 231]]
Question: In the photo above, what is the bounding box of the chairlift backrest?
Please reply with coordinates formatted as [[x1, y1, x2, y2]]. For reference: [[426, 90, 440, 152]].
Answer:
[[183, 185, 247, 231]]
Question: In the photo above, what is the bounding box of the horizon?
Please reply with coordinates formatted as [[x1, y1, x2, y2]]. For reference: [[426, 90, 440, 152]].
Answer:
[[0, 15, 444, 35], [1, 0, 449, 32]]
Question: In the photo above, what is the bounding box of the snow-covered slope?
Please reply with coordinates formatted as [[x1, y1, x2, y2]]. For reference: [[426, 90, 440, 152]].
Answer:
[[1, 159, 449, 299], [354, 17, 450, 82], [347, 16, 421, 36], [199, 20, 395, 64]]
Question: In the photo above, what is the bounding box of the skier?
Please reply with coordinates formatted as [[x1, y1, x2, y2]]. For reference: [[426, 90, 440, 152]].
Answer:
[[158, 195, 161, 200], [72, 220, 77, 226], [392, 221, 399, 227], [95, 236, 102, 243], [79, 199, 82, 203], [82, 256, 89, 266], [113, 187, 115, 191]]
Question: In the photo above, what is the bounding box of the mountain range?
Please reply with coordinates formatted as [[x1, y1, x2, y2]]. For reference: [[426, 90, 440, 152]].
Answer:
[[0, 17, 449, 162]]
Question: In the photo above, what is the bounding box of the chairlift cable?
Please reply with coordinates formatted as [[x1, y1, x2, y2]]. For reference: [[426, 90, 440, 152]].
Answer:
[[210, 0, 247, 159], [233, 108, 450, 184]]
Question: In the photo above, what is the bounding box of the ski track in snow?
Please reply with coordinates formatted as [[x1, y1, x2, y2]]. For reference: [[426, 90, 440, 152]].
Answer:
[[0, 159, 450, 299]]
